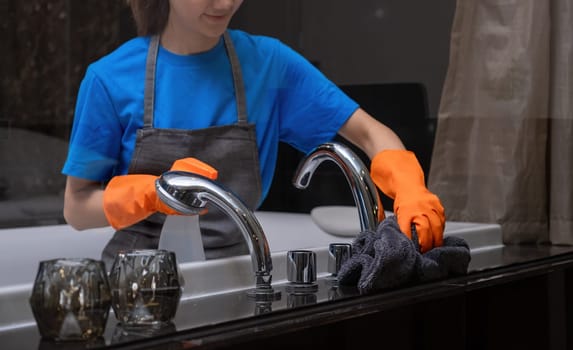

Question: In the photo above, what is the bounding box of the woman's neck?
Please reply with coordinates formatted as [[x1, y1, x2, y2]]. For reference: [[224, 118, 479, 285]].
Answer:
[[160, 25, 220, 55]]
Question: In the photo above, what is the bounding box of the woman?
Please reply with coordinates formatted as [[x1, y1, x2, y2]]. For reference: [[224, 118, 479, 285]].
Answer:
[[62, 0, 444, 268]]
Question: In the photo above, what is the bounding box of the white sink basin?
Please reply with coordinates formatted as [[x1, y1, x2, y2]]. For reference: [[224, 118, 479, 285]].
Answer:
[[0, 209, 502, 332], [177, 208, 503, 298]]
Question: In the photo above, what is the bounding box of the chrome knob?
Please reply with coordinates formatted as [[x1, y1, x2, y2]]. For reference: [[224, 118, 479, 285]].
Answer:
[[286, 250, 317, 284], [328, 243, 352, 276], [287, 292, 317, 308]]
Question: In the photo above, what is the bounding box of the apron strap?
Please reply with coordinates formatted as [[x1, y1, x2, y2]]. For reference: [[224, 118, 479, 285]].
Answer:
[[223, 31, 248, 125], [143, 32, 248, 128], [143, 36, 160, 129]]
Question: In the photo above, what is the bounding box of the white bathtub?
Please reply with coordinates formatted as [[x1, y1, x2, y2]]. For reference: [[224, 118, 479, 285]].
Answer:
[[0, 207, 502, 332], [0, 208, 502, 288]]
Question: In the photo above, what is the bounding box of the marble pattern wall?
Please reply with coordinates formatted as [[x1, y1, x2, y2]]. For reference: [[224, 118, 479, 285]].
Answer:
[[1, 0, 125, 138], [0, 0, 131, 227]]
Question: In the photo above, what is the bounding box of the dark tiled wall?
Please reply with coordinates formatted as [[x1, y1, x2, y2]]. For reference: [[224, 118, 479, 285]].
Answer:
[[1, 0, 128, 139], [0, 1, 133, 227]]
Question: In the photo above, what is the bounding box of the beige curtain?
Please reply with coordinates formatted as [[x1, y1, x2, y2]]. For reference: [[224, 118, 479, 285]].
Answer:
[[428, 0, 573, 245]]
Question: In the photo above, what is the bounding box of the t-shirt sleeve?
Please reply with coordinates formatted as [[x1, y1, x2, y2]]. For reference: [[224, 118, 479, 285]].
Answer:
[[61, 67, 123, 181], [275, 42, 359, 154]]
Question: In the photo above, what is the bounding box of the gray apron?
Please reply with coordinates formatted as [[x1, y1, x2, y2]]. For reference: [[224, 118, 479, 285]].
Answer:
[[101, 32, 263, 269]]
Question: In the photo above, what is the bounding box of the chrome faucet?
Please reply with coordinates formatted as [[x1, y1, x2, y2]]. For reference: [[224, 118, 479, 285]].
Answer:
[[292, 142, 383, 232], [155, 172, 280, 300]]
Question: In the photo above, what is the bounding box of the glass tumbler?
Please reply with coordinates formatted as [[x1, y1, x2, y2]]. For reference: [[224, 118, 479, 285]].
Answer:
[[108, 249, 182, 327], [29, 258, 112, 341]]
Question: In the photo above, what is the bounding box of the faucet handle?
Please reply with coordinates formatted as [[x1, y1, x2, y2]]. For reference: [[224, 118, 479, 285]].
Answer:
[[286, 250, 317, 284], [328, 243, 352, 276]]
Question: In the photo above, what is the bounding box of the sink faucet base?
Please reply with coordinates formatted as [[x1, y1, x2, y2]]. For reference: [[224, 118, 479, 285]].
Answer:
[[246, 287, 282, 301]]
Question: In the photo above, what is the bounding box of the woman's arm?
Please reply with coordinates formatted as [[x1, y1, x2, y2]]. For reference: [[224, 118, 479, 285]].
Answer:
[[63, 176, 108, 230], [337, 107, 445, 253], [63, 158, 219, 231], [337, 108, 405, 158]]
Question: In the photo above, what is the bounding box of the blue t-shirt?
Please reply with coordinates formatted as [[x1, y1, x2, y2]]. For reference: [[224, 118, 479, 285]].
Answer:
[[62, 29, 359, 203]]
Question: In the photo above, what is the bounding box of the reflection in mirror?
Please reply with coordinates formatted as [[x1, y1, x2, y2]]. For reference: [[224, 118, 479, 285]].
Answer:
[[111, 322, 177, 345]]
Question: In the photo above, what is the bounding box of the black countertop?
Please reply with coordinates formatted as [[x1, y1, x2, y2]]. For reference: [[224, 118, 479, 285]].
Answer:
[[4, 244, 573, 350]]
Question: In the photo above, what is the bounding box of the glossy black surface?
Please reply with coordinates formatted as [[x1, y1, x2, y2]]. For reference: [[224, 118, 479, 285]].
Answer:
[[3, 244, 573, 349]]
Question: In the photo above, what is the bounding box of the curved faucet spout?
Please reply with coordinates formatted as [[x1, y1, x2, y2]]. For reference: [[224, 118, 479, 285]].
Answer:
[[155, 171, 273, 279], [292, 142, 383, 232]]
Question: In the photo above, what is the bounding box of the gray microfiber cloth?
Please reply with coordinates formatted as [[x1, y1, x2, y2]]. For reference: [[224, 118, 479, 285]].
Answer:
[[337, 215, 471, 294]]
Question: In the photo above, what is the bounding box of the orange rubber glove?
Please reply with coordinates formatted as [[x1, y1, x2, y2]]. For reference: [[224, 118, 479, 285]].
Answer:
[[370, 150, 445, 253], [103, 158, 218, 230]]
